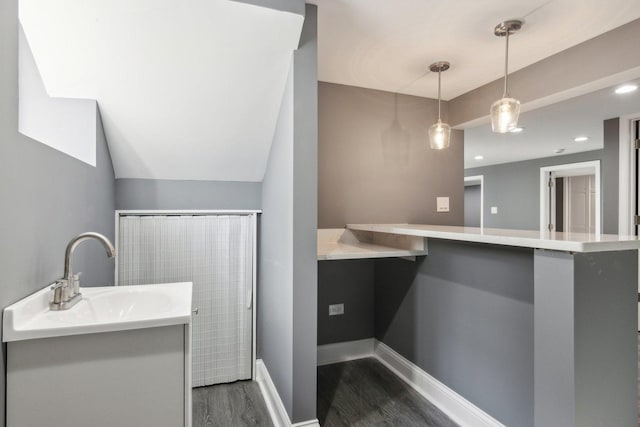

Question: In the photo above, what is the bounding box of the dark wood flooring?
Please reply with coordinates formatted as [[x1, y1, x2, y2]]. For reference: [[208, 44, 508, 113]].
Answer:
[[193, 380, 273, 427], [317, 358, 459, 427], [194, 339, 640, 427]]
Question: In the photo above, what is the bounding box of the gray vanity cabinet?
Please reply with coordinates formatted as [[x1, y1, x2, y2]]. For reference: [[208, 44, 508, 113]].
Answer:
[[7, 324, 190, 427]]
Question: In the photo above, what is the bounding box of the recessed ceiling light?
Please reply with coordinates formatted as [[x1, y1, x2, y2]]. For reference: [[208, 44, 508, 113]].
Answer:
[[554, 148, 565, 154], [474, 155, 484, 160], [615, 84, 638, 94], [509, 127, 524, 133], [573, 136, 589, 142]]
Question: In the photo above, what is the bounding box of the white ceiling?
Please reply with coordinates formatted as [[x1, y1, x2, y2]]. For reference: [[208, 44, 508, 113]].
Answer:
[[19, 0, 303, 181], [464, 80, 640, 169], [311, 0, 640, 99]]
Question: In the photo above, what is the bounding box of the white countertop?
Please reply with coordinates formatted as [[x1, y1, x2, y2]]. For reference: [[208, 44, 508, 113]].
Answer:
[[346, 224, 640, 253], [3, 282, 192, 342]]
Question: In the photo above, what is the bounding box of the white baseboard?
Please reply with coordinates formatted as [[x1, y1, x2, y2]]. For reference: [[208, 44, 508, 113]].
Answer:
[[315, 339, 504, 427], [291, 420, 320, 427], [255, 359, 320, 427], [317, 338, 375, 365], [256, 359, 290, 427], [374, 341, 505, 427]]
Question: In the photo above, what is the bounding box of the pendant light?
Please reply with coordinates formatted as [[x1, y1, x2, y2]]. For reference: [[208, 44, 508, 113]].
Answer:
[[491, 20, 523, 133], [428, 61, 451, 150]]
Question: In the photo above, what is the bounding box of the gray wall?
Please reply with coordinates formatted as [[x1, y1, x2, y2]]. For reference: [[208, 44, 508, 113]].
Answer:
[[463, 185, 481, 227], [291, 5, 318, 423], [115, 178, 261, 210], [258, 4, 317, 424], [317, 82, 465, 348], [318, 82, 464, 228], [259, 59, 295, 419], [465, 118, 619, 233], [375, 240, 535, 426], [0, 0, 116, 423], [317, 260, 374, 345]]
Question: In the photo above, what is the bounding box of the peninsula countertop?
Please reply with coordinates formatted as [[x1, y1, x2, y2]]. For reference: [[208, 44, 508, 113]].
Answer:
[[345, 224, 640, 253]]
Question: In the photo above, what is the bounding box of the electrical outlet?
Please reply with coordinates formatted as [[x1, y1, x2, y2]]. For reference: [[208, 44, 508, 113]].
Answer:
[[491, 206, 498, 214], [329, 303, 344, 316]]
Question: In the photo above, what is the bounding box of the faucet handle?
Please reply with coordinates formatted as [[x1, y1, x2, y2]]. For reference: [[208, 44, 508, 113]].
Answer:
[[50, 280, 65, 290], [50, 279, 68, 304]]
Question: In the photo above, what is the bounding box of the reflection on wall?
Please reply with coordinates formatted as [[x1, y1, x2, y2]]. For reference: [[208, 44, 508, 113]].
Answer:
[[381, 93, 411, 169], [464, 185, 481, 227], [464, 118, 619, 233]]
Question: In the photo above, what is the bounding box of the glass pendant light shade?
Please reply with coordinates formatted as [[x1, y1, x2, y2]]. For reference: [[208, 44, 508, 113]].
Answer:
[[490, 97, 520, 133], [429, 120, 451, 150], [428, 61, 451, 150], [491, 20, 523, 134]]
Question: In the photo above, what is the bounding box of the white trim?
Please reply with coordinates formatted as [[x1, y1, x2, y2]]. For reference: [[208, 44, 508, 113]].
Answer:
[[256, 359, 290, 427], [540, 161, 601, 234], [116, 209, 262, 215], [255, 359, 320, 427], [374, 341, 505, 427], [464, 175, 484, 228], [315, 339, 503, 427], [291, 421, 321, 427], [317, 338, 375, 366], [251, 213, 258, 381], [184, 323, 192, 427], [619, 114, 640, 236]]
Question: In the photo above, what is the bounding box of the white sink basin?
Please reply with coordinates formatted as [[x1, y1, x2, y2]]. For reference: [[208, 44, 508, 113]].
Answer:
[[3, 282, 192, 342]]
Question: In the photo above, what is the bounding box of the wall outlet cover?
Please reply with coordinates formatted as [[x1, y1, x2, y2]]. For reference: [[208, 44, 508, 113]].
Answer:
[[329, 303, 344, 316], [436, 197, 450, 212], [491, 206, 498, 214]]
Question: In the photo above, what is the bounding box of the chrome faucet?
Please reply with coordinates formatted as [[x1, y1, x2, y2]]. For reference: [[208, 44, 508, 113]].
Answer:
[[50, 232, 116, 311]]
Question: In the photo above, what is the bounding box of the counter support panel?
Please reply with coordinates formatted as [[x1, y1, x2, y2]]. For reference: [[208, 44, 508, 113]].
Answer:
[[534, 249, 637, 426]]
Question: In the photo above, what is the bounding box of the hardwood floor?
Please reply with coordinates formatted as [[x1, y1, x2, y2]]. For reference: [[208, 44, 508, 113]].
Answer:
[[193, 381, 273, 427], [193, 339, 640, 427], [317, 358, 459, 427]]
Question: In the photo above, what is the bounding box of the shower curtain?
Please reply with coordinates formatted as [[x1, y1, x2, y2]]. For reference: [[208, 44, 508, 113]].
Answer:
[[117, 214, 253, 387]]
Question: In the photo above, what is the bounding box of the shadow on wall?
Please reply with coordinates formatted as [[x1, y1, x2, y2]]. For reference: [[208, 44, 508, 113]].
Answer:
[[374, 256, 422, 359]]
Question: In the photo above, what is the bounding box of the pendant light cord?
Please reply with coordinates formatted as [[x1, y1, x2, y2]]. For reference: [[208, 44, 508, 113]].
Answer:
[[503, 31, 510, 98], [437, 69, 442, 121]]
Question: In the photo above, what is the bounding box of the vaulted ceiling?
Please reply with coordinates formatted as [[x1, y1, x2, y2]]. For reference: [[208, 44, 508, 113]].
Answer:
[[19, 0, 304, 181]]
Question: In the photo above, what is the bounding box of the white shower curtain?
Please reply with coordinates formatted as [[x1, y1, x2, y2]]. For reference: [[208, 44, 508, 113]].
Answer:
[[118, 214, 253, 387]]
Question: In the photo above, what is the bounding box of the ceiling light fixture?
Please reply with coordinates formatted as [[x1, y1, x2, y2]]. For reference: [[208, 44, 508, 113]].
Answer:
[[510, 127, 524, 133], [491, 20, 523, 133], [615, 84, 638, 94], [573, 136, 589, 142], [474, 155, 484, 160], [428, 61, 451, 150]]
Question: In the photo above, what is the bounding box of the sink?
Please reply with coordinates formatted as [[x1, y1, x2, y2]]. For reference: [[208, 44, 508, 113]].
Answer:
[[3, 282, 192, 342]]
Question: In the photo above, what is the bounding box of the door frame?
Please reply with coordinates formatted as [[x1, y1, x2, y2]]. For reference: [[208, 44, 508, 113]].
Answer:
[[540, 161, 601, 234], [464, 175, 484, 228], [618, 114, 640, 235]]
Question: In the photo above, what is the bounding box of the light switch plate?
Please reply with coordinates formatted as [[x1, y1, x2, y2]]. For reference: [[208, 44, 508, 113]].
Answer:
[[436, 197, 450, 212], [491, 206, 498, 214]]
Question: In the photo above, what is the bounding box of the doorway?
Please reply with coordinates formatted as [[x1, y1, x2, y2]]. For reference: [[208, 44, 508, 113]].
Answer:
[[464, 175, 484, 228], [540, 161, 601, 234]]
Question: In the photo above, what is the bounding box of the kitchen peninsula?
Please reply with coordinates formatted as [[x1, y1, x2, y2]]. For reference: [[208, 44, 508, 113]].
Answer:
[[318, 224, 640, 426]]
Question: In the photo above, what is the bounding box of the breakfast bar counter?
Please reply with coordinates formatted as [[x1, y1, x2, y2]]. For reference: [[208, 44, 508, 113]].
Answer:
[[318, 224, 640, 426]]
